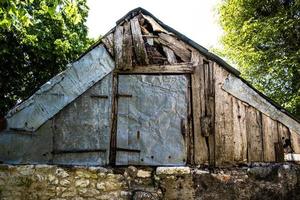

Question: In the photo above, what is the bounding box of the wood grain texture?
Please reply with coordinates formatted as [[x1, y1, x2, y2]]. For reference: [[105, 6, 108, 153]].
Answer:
[[246, 107, 263, 162], [130, 16, 149, 65], [214, 65, 235, 166], [114, 25, 124, 69], [262, 114, 279, 162], [115, 64, 193, 74], [191, 51, 209, 164], [122, 22, 133, 70], [109, 74, 119, 165], [232, 98, 248, 163], [102, 33, 114, 57], [291, 130, 300, 154]]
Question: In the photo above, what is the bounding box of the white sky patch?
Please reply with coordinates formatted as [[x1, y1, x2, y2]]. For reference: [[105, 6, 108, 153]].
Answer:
[[86, 0, 223, 50]]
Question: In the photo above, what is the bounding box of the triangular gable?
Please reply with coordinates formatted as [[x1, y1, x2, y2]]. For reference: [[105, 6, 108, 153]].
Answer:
[[5, 7, 300, 134], [6, 45, 114, 131]]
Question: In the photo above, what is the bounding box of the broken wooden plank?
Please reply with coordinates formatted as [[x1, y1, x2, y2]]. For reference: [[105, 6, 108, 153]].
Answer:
[[114, 25, 124, 69], [191, 51, 209, 165], [102, 33, 114, 56], [130, 16, 149, 65], [157, 33, 191, 62], [246, 107, 263, 162], [232, 98, 248, 163], [115, 64, 194, 74], [141, 14, 168, 33], [162, 46, 177, 64], [262, 114, 279, 162], [122, 21, 133, 70]]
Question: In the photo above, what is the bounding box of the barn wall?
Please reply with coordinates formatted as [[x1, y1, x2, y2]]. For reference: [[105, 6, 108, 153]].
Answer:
[[0, 73, 113, 165], [212, 63, 300, 166], [0, 121, 53, 164]]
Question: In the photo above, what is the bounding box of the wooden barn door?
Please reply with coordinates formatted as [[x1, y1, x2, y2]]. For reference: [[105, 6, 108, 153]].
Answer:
[[116, 74, 189, 165]]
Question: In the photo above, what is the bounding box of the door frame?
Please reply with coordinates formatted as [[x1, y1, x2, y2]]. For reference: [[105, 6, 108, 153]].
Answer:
[[109, 64, 194, 165]]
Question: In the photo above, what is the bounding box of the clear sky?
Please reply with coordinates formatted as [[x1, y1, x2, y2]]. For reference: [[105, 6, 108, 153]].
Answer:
[[86, 0, 222, 50]]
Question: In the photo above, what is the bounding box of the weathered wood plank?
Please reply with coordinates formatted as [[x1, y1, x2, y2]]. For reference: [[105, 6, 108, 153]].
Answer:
[[274, 142, 284, 162], [115, 64, 194, 74], [109, 74, 119, 165], [291, 130, 300, 154], [191, 51, 209, 164], [232, 98, 248, 163], [246, 107, 263, 162], [214, 65, 234, 166], [158, 33, 191, 62], [102, 33, 114, 56], [122, 22, 133, 70], [262, 114, 279, 162], [114, 25, 124, 69], [130, 16, 149, 65], [222, 74, 300, 134], [162, 46, 177, 64], [277, 122, 292, 153]]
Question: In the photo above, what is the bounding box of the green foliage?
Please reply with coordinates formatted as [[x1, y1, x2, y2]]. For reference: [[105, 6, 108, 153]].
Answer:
[[0, 0, 93, 116], [218, 0, 300, 118]]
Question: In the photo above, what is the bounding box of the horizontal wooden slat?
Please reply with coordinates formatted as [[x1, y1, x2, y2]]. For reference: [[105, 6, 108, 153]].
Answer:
[[115, 64, 194, 74]]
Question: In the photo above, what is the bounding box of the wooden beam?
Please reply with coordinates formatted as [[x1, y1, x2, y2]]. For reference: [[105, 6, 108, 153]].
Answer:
[[115, 64, 194, 74], [130, 16, 149, 65], [109, 74, 119, 165], [191, 51, 209, 165], [122, 21, 133, 70]]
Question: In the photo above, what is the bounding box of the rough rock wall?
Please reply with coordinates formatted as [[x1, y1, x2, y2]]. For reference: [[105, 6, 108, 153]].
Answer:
[[0, 164, 300, 200]]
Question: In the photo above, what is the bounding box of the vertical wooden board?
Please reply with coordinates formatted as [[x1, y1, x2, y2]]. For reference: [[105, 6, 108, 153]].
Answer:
[[122, 22, 133, 70], [232, 98, 247, 163], [277, 122, 292, 153], [290, 130, 300, 154], [191, 51, 208, 164], [206, 62, 215, 166], [109, 74, 119, 165], [246, 106, 263, 162], [102, 33, 114, 57], [114, 25, 124, 69], [130, 16, 149, 65], [262, 114, 279, 162], [214, 65, 234, 166]]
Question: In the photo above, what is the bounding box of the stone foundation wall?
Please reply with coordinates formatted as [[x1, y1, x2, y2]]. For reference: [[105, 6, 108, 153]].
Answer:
[[0, 164, 300, 200]]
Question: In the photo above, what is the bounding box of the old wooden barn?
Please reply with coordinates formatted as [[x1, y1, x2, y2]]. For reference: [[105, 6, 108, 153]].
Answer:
[[0, 8, 299, 166]]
